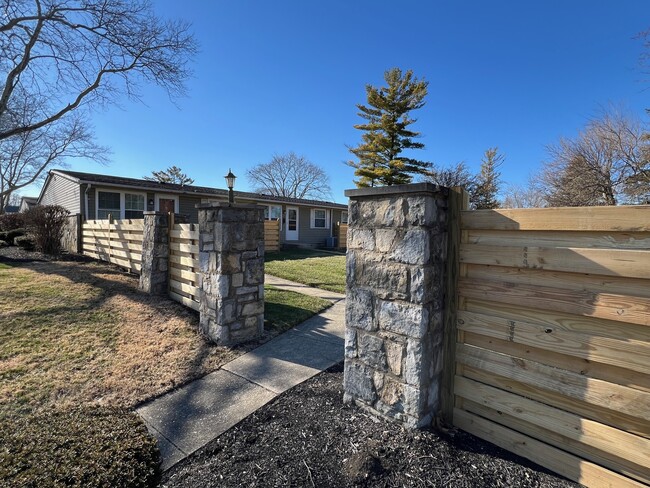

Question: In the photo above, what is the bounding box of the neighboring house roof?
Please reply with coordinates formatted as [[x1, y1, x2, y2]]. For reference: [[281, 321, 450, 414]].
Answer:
[[3, 206, 19, 213], [45, 169, 347, 209], [21, 196, 38, 205]]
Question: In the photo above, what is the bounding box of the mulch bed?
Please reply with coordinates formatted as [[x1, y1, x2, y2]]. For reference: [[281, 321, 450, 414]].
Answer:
[[162, 363, 579, 488]]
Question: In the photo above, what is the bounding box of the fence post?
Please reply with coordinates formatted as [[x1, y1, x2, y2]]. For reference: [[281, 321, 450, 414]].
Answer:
[[138, 212, 170, 295], [196, 202, 265, 346], [343, 183, 452, 428]]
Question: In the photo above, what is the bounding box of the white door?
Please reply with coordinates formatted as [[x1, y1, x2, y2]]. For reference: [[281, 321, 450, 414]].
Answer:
[[286, 207, 299, 241]]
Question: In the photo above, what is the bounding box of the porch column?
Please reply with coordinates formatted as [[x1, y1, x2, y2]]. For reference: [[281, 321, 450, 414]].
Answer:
[[197, 203, 265, 346]]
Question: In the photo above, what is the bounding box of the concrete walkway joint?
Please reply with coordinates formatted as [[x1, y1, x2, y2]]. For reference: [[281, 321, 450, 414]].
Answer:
[[137, 275, 345, 470]]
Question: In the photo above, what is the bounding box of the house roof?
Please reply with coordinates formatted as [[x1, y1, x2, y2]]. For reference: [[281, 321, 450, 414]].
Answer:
[[3, 206, 19, 213], [20, 197, 38, 204], [48, 169, 347, 209]]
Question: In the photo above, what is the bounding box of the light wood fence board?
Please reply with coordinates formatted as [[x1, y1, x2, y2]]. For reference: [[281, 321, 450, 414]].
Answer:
[[463, 364, 649, 439], [82, 219, 144, 274], [461, 205, 650, 231], [466, 263, 650, 299], [458, 310, 650, 376], [460, 243, 650, 279], [169, 290, 200, 312], [264, 220, 280, 251], [454, 409, 646, 488], [467, 229, 650, 250], [459, 278, 650, 326], [167, 222, 200, 310], [455, 377, 650, 483]]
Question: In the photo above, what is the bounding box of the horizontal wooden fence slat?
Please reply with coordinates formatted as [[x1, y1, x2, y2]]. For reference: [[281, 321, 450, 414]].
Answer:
[[453, 409, 647, 488], [169, 254, 198, 268], [456, 343, 650, 425], [170, 266, 199, 284], [464, 298, 650, 343], [264, 220, 280, 251], [459, 278, 650, 326], [169, 241, 199, 254], [170, 279, 199, 297], [467, 229, 650, 250], [466, 263, 650, 300], [463, 364, 649, 439], [458, 310, 650, 376], [461, 205, 650, 232], [169, 290, 200, 312], [169, 229, 199, 240], [455, 377, 650, 483], [460, 243, 650, 279]]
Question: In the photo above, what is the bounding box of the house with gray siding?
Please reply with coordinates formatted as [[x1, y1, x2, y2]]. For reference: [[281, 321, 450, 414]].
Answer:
[[37, 169, 348, 248]]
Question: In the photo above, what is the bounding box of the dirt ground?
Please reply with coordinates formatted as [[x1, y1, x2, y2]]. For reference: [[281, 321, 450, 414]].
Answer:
[[162, 363, 580, 488]]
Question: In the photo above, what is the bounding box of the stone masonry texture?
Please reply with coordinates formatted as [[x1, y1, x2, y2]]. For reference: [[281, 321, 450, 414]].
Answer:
[[197, 203, 265, 346], [139, 212, 170, 295], [343, 183, 449, 428]]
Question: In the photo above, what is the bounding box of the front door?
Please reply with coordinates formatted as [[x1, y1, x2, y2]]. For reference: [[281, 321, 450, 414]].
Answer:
[[286, 207, 299, 241], [159, 198, 175, 214]]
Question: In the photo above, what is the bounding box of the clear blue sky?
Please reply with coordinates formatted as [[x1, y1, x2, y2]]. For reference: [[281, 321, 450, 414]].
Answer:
[[26, 0, 650, 203]]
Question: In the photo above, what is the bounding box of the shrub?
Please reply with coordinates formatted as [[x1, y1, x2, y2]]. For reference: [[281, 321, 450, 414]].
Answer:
[[0, 228, 25, 243], [0, 406, 161, 488], [0, 212, 25, 231], [24, 205, 69, 255], [14, 235, 35, 251]]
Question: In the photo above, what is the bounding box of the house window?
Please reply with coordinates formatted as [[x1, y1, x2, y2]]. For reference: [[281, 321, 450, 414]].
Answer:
[[310, 208, 330, 229], [264, 205, 282, 221], [341, 211, 348, 224], [97, 191, 120, 219], [125, 193, 145, 219]]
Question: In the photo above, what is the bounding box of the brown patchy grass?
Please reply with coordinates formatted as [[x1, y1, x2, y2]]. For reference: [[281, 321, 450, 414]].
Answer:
[[0, 259, 241, 420]]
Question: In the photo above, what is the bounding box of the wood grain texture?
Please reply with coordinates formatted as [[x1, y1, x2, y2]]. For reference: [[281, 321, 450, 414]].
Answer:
[[466, 229, 650, 250], [460, 243, 650, 279], [459, 278, 650, 326], [454, 409, 645, 488], [461, 205, 650, 231]]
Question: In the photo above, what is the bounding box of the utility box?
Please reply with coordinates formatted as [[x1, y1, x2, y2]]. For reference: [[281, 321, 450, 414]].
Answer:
[[325, 237, 338, 248]]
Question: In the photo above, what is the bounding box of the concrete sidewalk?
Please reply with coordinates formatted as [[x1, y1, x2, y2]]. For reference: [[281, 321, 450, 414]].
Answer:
[[136, 276, 345, 470]]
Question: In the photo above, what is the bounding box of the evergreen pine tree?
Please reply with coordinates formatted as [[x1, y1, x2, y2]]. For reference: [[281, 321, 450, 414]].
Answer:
[[472, 148, 503, 209], [348, 68, 430, 187]]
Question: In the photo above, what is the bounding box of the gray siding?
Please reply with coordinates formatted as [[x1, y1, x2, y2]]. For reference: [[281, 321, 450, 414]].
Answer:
[[85, 187, 96, 219], [40, 174, 81, 214], [296, 207, 334, 246], [179, 195, 202, 223]]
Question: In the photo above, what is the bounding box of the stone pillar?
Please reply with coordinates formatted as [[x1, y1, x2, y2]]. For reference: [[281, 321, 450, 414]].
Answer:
[[61, 213, 82, 253], [343, 183, 449, 428], [138, 212, 170, 295], [197, 203, 265, 346]]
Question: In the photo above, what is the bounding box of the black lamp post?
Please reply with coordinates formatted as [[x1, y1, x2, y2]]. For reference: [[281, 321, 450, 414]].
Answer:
[[225, 169, 236, 204]]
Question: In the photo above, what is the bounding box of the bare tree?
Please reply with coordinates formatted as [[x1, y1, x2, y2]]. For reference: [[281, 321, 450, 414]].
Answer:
[[501, 181, 547, 208], [424, 161, 476, 190], [0, 0, 197, 209], [541, 107, 650, 206], [144, 165, 194, 185], [247, 152, 333, 200]]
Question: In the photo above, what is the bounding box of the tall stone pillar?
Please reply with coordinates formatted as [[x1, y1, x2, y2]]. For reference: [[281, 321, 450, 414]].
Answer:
[[197, 203, 265, 346], [139, 212, 170, 295], [343, 183, 450, 428]]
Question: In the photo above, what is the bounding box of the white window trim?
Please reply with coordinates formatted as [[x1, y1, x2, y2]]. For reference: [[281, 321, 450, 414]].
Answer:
[[95, 188, 146, 220], [155, 193, 180, 213], [310, 208, 330, 229], [264, 204, 282, 221]]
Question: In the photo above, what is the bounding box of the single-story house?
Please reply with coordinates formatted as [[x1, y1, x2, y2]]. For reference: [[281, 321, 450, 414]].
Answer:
[[19, 196, 38, 212], [2, 205, 19, 213], [37, 169, 348, 248]]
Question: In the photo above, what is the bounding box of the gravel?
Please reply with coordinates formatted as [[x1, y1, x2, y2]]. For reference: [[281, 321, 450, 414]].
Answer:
[[162, 363, 579, 488]]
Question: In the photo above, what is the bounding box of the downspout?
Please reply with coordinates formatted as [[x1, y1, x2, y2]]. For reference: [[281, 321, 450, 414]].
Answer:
[[84, 183, 91, 221]]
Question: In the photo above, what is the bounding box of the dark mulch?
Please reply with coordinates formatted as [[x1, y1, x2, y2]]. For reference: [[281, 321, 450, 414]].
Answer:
[[0, 245, 91, 263], [162, 364, 579, 488]]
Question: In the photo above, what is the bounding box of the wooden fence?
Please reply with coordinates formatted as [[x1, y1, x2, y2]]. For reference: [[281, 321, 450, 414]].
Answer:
[[82, 218, 143, 273], [264, 220, 280, 252], [168, 220, 200, 312], [447, 203, 650, 487], [338, 223, 348, 249]]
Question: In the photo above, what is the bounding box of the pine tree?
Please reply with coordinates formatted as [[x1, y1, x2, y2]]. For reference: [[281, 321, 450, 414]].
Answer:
[[348, 68, 430, 187], [471, 148, 503, 209], [144, 165, 194, 186]]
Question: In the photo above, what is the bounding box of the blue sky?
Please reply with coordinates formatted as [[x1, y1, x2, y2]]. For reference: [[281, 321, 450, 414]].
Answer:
[[26, 0, 650, 203]]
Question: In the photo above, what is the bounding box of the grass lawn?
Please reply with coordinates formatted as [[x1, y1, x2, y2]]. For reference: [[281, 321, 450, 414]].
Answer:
[[265, 249, 346, 294], [0, 259, 330, 421]]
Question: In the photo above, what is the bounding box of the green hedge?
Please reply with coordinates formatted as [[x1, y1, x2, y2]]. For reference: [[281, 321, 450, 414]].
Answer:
[[0, 407, 160, 488]]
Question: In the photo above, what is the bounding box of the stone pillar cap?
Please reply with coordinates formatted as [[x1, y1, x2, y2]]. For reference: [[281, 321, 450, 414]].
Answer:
[[345, 183, 446, 198]]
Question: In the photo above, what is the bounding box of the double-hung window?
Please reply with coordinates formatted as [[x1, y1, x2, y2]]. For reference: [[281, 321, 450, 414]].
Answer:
[[97, 191, 121, 219], [264, 205, 282, 221], [97, 191, 145, 219], [310, 208, 330, 229]]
